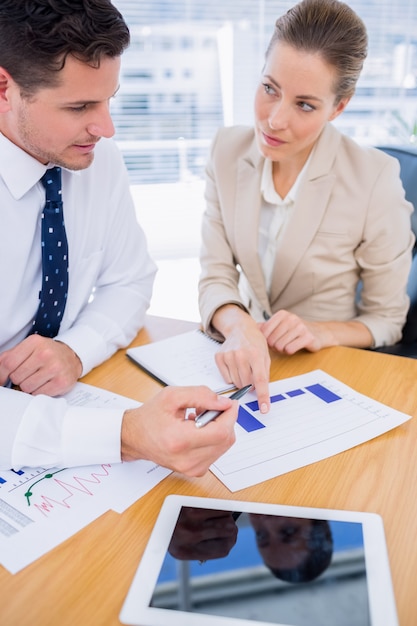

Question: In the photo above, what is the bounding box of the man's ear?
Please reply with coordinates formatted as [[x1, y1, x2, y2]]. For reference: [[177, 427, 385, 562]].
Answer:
[[0, 66, 13, 112]]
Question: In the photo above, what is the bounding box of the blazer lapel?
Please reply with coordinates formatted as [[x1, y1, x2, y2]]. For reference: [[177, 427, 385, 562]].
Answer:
[[234, 141, 271, 312], [269, 123, 341, 303]]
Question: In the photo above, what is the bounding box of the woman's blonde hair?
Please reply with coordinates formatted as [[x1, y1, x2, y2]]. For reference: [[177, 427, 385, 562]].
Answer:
[[266, 0, 368, 102]]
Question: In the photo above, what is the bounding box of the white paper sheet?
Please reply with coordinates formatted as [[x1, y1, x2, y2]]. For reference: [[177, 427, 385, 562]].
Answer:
[[127, 329, 235, 392], [210, 369, 412, 492], [0, 383, 171, 574]]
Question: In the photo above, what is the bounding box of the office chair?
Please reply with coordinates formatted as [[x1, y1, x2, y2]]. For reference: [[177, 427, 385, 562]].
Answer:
[[373, 145, 417, 357]]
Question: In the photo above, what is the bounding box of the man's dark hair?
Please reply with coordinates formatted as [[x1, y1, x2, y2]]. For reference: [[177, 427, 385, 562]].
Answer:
[[269, 520, 333, 583], [0, 0, 130, 96]]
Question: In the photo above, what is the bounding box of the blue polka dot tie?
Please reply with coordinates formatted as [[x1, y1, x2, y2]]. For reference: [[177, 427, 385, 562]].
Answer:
[[31, 166, 69, 338]]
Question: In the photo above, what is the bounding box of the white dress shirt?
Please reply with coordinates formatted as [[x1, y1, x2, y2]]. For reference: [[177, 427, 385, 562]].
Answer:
[[239, 157, 309, 320], [0, 133, 157, 470]]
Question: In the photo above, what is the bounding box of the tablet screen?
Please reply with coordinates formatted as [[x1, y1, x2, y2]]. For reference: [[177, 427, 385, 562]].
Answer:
[[149, 506, 370, 626], [120, 496, 397, 626]]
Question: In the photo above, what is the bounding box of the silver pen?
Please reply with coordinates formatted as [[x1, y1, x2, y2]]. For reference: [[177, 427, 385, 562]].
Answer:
[[194, 384, 253, 428]]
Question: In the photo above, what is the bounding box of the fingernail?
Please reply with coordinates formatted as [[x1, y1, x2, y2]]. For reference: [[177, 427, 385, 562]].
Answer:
[[260, 403, 268, 414]]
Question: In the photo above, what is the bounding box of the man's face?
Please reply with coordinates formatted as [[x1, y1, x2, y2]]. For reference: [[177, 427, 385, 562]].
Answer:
[[249, 514, 313, 570], [0, 54, 120, 169]]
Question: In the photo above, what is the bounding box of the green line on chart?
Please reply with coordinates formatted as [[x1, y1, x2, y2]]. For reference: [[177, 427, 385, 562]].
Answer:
[[24, 468, 68, 506]]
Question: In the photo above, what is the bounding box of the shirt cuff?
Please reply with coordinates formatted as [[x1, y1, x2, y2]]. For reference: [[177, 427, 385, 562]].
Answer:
[[11, 393, 123, 470], [57, 323, 109, 376], [0, 387, 33, 469], [62, 405, 123, 467]]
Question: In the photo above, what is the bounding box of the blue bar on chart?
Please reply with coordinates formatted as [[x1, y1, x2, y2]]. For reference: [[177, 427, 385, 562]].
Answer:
[[286, 388, 305, 398], [271, 393, 286, 403], [237, 382, 342, 432], [246, 393, 286, 412], [246, 399, 260, 411], [305, 384, 341, 403], [237, 406, 265, 432], [0, 476, 6, 484]]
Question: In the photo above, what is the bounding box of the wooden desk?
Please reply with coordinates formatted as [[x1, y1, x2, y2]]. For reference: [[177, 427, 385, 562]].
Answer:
[[1, 315, 416, 625]]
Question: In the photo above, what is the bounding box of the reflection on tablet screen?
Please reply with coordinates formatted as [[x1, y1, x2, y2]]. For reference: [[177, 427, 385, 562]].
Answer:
[[149, 506, 370, 626]]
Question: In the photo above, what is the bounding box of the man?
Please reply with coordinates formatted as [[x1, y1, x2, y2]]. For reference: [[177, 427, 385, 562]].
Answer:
[[0, 0, 237, 474]]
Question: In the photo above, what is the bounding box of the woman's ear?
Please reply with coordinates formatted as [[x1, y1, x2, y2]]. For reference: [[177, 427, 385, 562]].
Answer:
[[329, 96, 351, 122]]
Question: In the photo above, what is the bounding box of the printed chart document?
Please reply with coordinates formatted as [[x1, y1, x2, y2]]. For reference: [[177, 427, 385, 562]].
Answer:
[[126, 329, 234, 393], [0, 383, 172, 574], [211, 369, 412, 492]]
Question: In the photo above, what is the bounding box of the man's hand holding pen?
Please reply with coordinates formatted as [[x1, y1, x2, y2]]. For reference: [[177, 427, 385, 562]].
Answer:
[[195, 384, 252, 428], [120, 385, 238, 476]]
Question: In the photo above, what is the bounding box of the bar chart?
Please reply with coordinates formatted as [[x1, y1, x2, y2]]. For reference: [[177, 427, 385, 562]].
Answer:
[[211, 369, 411, 492], [238, 382, 341, 433]]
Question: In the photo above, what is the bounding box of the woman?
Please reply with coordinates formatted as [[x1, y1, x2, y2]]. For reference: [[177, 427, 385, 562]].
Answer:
[[198, 0, 414, 413]]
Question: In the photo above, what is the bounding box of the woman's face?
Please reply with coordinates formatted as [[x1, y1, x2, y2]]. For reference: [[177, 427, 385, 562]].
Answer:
[[254, 41, 349, 167]]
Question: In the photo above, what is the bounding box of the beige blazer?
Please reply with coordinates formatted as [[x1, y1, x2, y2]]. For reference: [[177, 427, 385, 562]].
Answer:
[[199, 123, 414, 347]]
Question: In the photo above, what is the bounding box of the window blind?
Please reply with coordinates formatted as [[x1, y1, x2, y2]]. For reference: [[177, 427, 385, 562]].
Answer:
[[112, 0, 417, 186]]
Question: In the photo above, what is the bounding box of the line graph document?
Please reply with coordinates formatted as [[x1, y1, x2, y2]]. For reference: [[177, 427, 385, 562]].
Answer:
[[0, 383, 171, 574], [210, 369, 412, 492]]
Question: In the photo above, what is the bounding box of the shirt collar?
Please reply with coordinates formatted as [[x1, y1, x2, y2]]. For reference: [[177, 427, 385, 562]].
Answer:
[[0, 132, 49, 200]]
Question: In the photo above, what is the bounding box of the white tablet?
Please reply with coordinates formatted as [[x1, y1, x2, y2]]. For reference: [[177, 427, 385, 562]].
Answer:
[[120, 495, 398, 626]]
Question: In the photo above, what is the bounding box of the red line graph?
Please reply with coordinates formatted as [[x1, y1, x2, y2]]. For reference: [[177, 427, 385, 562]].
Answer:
[[27, 464, 113, 516]]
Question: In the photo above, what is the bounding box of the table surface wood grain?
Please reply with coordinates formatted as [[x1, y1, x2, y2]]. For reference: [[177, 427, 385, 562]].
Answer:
[[1, 315, 416, 625]]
